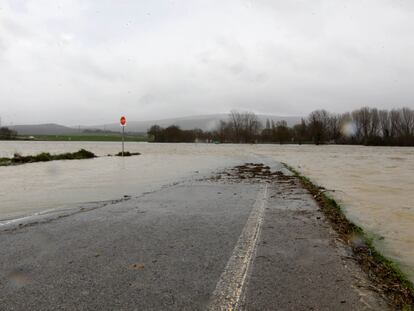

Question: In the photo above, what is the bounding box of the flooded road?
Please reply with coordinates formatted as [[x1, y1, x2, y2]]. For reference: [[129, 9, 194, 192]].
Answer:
[[254, 145, 414, 281], [0, 141, 413, 282], [0, 162, 388, 310], [0, 142, 250, 220]]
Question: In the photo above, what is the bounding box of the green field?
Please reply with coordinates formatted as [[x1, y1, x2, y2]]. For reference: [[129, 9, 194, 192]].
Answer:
[[27, 134, 148, 142]]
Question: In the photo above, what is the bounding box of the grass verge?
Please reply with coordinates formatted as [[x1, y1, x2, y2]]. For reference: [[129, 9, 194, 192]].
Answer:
[[0, 149, 96, 166], [284, 163, 414, 310]]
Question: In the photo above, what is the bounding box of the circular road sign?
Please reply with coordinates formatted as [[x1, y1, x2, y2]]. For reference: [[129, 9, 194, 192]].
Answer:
[[120, 116, 126, 126]]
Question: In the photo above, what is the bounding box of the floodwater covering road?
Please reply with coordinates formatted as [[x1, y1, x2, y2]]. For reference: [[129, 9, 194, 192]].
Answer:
[[0, 161, 388, 310], [0, 142, 413, 285]]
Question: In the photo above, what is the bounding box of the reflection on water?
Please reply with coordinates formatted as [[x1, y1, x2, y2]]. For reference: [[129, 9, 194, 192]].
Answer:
[[0, 141, 413, 282]]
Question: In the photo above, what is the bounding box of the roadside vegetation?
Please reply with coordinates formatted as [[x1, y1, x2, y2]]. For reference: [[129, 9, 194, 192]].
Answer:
[[0, 149, 96, 166], [147, 107, 414, 146], [285, 164, 414, 310]]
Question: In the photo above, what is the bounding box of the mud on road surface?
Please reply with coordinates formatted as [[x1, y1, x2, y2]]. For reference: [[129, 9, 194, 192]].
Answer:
[[0, 162, 395, 310]]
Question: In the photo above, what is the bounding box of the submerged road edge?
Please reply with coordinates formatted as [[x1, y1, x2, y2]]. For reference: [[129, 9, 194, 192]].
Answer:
[[284, 163, 414, 309]]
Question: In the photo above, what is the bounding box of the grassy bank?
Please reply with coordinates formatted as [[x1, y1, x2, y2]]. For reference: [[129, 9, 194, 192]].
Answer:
[[27, 134, 147, 142], [0, 149, 96, 166], [284, 164, 414, 309]]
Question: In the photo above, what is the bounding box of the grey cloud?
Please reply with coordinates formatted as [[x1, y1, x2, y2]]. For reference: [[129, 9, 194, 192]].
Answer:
[[0, 0, 413, 126]]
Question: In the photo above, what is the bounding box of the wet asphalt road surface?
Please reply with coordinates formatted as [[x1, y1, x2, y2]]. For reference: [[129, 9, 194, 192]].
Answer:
[[0, 162, 388, 310]]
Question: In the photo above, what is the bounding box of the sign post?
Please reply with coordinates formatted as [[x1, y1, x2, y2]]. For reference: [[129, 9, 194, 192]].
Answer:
[[120, 116, 126, 157]]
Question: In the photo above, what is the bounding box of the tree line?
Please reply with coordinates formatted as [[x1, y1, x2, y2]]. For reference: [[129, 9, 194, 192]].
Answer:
[[147, 125, 201, 142], [147, 107, 414, 146], [299, 107, 414, 146], [0, 127, 17, 140]]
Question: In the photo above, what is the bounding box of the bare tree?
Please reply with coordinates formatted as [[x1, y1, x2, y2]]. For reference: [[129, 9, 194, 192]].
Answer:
[[242, 112, 261, 143], [400, 107, 414, 137], [274, 120, 291, 144], [0, 127, 17, 140], [351, 107, 381, 143], [352, 107, 372, 142], [213, 107, 414, 146], [327, 113, 341, 142], [307, 110, 330, 144], [369, 108, 380, 137], [216, 120, 229, 142], [227, 111, 261, 143], [229, 110, 244, 143], [147, 125, 163, 142], [390, 109, 402, 138], [378, 110, 390, 138], [293, 118, 307, 144]]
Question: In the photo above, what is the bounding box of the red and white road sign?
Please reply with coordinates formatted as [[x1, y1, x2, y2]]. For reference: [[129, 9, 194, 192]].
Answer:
[[120, 116, 126, 126]]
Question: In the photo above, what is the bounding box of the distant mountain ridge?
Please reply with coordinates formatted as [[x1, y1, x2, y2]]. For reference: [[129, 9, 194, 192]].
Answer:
[[9, 123, 80, 135], [9, 114, 302, 135], [87, 114, 302, 133]]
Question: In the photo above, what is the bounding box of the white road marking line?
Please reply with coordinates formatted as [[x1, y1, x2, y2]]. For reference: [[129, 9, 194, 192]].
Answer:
[[207, 185, 268, 311]]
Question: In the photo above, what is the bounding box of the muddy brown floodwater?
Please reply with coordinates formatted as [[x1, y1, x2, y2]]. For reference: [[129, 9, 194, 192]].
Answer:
[[0, 141, 413, 283], [253, 144, 414, 283]]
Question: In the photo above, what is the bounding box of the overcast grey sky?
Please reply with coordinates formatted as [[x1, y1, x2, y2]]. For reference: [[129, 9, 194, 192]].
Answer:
[[1, 0, 414, 125]]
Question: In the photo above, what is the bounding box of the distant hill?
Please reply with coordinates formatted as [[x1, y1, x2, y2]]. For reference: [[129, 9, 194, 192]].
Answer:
[[9, 124, 80, 135], [9, 114, 302, 135], [88, 114, 302, 133]]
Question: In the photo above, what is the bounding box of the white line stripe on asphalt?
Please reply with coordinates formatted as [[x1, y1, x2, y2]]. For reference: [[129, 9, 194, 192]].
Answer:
[[207, 184, 268, 311]]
